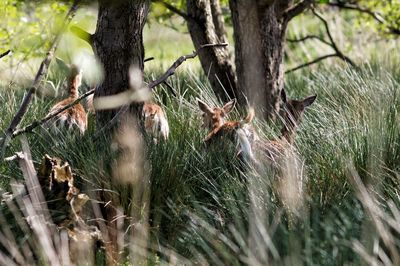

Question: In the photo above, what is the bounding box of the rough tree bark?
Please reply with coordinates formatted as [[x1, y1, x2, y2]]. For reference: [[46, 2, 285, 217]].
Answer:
[[91, 1, 149, 264], [229, 0, 266, 111], [230, 0, 313, 119], [92, 0, 150, 129], [187, 0, 241, 103]]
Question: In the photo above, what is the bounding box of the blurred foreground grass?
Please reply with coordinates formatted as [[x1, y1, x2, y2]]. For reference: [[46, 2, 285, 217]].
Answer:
[[0, 57, 399, 264]]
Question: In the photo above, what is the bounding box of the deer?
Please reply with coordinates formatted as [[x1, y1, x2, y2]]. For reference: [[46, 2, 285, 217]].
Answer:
[[86, 92, 169, 143], [46, 65, 87, 135], [198, 89, 317, 164], [252, 89, 317, 163], [198, 98, 257, 162], [200, 91, 316, 223], [141, 102, 169, 143]]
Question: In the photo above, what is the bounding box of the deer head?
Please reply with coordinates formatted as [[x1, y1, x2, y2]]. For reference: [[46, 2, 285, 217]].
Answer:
[[280, 88, 317, 144], [198, 99, 236, 131]]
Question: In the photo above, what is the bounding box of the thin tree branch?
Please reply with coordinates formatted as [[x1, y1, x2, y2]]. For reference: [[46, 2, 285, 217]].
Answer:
[[325, 2, 400, 35], [0, 0, 81, 158], [285, 53, 338, 73], [144, 57, 154, 62], [147, 51, 198, 89], [148, 43, 228, 89], [153, 0, 190, 21], [283, 0, 314, 22], [287, 35, 331, 46], [94, 43, 227, 138], [312, 9, 356, 67], [10, 44, 227, 140], [286, 9, 356, 72], [0, 50, 11, 59], [12, 89, 95, 138], [327, 2, 385, 24]]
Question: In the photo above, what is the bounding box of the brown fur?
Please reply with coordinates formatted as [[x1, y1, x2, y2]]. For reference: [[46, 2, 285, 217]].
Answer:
[[199, 90, 316, 164], [198, 99, 236, 132], [86, 93, 169, 142], [67, 65, 81, 99], [47, 65, 87, 134], [252, 90, 317, 163], [142, 102, 169, 142], [198, 99, 256, 160]]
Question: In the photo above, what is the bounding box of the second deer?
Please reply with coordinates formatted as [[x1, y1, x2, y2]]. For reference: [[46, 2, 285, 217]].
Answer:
[[46, 65, 87, 135], [87, 92, 169, 143], [198, 89, 317, 164]]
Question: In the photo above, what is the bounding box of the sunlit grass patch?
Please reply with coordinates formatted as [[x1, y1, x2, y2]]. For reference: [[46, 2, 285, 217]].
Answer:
[[0, 60, 399, 264]]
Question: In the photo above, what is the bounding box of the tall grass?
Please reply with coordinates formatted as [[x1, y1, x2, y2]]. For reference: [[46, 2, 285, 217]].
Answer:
[[0, 61, 399, 265]]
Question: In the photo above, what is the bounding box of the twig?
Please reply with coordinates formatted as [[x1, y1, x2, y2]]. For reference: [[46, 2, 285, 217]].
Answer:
[[312, 9, 356, 67], [153, 0, 191, 21], [285, 53, 337, 73], [287, 35, 331, 46], [94, 43, 227, 137], [148, 43, 228, 89], [9, 43, 226, 140], [0, 0, 81, 159], [12, 89, 95, 138], [0, 50, 11, 59], [326, 2, 400, 35], [144, 57, 154, 62], [147, 51, 198, 89], [327, 2, 384, 25]]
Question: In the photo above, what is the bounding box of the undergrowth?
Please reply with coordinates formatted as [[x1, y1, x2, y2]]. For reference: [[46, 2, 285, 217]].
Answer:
[[0, 61, 399, 265]]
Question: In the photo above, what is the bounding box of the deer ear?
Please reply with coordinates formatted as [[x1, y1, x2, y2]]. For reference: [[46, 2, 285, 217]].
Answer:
[[281, 88, 288, 104], [222, 99, 236, 114], [303, 95, 317, 107], [198, 99, 213, 114]]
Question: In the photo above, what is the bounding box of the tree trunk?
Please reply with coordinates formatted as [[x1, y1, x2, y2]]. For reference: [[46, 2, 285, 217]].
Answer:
[[92, 0, 149, 129], [187, 0, 241, 103], [230, 0, 298, 120], [259, 5, 288, 119], [230, 0, 267, 112], [210, 0, 227, 43], [91, 1, 149, 264]]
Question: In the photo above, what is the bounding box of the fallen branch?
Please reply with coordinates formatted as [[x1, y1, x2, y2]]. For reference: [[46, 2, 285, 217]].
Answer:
[[12, 89, 95, 138], [0, 50, 11, 60], [0, 0, 81, 159]]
